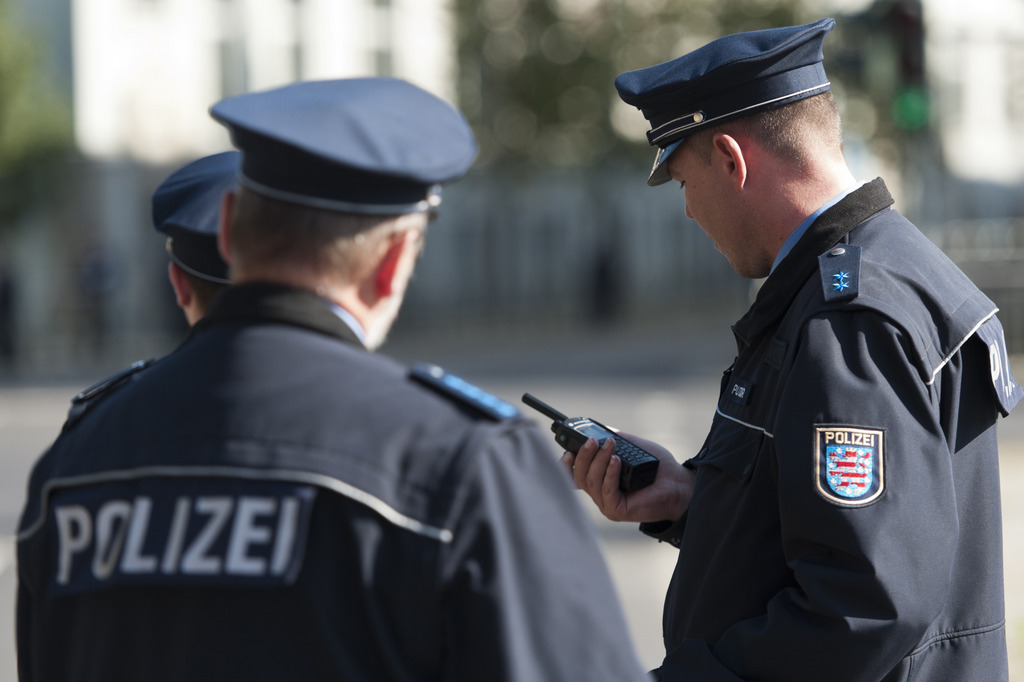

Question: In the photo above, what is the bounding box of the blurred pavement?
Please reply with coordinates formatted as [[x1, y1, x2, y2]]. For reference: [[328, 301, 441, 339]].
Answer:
[[1, 313, 1022, 677]]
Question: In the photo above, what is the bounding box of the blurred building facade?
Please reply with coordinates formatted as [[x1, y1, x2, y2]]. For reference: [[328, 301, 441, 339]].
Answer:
[[2, 0, 1024, 380], [23, 0, 456, 162], [928, 0, 1024, 188], [4, 0, 459, 375]]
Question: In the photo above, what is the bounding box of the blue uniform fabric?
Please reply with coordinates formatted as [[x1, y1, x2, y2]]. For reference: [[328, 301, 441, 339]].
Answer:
[[644, 179, 1019, 680], [17, 283, 648, 682]]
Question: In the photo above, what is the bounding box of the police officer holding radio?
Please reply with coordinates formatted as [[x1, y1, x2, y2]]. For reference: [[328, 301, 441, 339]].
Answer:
[[17, 78, 648, 681], [568, 18, 1022, 681], [153, 151, 237, 326]]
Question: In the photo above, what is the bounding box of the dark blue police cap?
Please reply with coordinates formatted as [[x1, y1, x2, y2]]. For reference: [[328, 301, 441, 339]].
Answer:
[[616, 18, 835, 186], [209, 78, 477, 215], [152, 151, 238, 284]]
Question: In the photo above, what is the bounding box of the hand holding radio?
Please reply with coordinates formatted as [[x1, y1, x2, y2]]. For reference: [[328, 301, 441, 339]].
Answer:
[[522, 392, 694, 524], [521, 392, 659, 492], [569, 430, 694, 524]]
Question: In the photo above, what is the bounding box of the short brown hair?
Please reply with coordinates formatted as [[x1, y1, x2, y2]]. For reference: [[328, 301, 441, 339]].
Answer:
[[227, 187, 426, 281], [687, 92, 843, 170]]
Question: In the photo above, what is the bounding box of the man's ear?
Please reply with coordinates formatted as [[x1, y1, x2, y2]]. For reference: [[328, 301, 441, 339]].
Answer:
[[712, 133, 748, 190], [373, 231, 415, 298], [168, 262, 193, 309], [217, 190, 237, 265]]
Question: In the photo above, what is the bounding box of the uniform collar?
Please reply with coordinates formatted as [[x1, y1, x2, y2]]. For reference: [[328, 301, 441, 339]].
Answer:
[[325, 302, 368, 346], [191, 281, 366, 348], [732, 177, 894, 348], [769, 182, 864, 275]]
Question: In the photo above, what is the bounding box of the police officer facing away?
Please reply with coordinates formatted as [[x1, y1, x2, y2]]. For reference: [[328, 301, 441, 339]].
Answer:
[[57, 152, 238, 432], [17, 78, 649, 681], [568, 19, 1022, 681], [152, 151, 237, 325]]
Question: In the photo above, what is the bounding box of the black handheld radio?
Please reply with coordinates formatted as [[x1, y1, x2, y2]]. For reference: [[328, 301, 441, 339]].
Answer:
[[521, 393, 659, 492]]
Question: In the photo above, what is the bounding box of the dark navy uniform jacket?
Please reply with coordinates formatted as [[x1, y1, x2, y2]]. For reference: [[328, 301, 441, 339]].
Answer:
[[17, 283, 648, 682], [645, 179, 1022, 681]]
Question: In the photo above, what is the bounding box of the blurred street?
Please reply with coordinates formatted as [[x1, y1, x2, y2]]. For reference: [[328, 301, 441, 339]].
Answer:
[[1, 314, 1022, 678]]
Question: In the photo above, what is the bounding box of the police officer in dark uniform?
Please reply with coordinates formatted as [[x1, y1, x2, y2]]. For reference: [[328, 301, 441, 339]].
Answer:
[[568, 19, 1022, 681], [60, 153, 239, 430], [17, 78, 649, 682], [153, 151, 237, 325]]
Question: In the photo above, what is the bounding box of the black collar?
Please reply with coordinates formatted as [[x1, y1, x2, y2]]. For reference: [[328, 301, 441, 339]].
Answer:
[[731, 178, 894, 348], [190, 282, 365, 348]]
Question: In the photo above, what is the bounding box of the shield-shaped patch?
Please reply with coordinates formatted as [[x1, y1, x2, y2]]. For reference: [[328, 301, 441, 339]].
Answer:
[[814, 425, 885, 506]]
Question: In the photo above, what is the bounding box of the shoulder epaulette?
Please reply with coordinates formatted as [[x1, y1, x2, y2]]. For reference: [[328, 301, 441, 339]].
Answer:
[[409, 362, 520, 421], [976, 316, 1024, 417], [819, 244, 861, 303], [63, 358, 156, 432]]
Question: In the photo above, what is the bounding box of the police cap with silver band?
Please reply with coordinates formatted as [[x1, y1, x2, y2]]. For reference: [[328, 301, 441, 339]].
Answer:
[[152, 151, 238, 284], [616, 18, 835, 186], [209, 78, 477, 216]]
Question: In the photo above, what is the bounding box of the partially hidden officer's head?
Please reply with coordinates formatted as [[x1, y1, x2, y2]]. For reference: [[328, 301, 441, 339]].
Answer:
[[152, 151, 238, 326], [209, 78, 477, 350]]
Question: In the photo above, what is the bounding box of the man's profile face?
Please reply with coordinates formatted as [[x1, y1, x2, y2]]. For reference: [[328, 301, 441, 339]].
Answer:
[[666, 138, 770, 280]]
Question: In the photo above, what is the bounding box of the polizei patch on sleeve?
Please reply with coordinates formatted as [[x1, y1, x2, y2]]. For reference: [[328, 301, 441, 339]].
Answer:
[[814, 425, 885, 506]]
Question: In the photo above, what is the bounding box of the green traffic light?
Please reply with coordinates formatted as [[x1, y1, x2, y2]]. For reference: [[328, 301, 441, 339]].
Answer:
[[893, 86, 929, 130]]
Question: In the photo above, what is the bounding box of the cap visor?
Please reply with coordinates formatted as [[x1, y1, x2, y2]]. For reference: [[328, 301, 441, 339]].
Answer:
[[647, 139, 683, 186]]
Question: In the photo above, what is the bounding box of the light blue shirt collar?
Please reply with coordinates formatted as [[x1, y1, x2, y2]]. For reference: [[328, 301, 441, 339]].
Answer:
[[327, 301, 367, 346], [769, 182, 863, 275]]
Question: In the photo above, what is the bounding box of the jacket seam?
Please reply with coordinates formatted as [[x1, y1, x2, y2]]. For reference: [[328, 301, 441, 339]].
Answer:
[[715, 406, 775, 439], [908, 618, 1005, 657], [926, 308, 998, 386]]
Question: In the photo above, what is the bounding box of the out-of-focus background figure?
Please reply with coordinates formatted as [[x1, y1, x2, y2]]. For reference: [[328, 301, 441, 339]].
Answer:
[[0, 0, 1022, 679]]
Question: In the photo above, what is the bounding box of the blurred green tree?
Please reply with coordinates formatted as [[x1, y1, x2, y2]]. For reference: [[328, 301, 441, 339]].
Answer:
[[0, 0, 72, 231], [453, 0, 809, 171]]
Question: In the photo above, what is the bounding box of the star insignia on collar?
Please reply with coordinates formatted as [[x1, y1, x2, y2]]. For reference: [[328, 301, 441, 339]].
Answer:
[[832, 271, 851, 291]]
